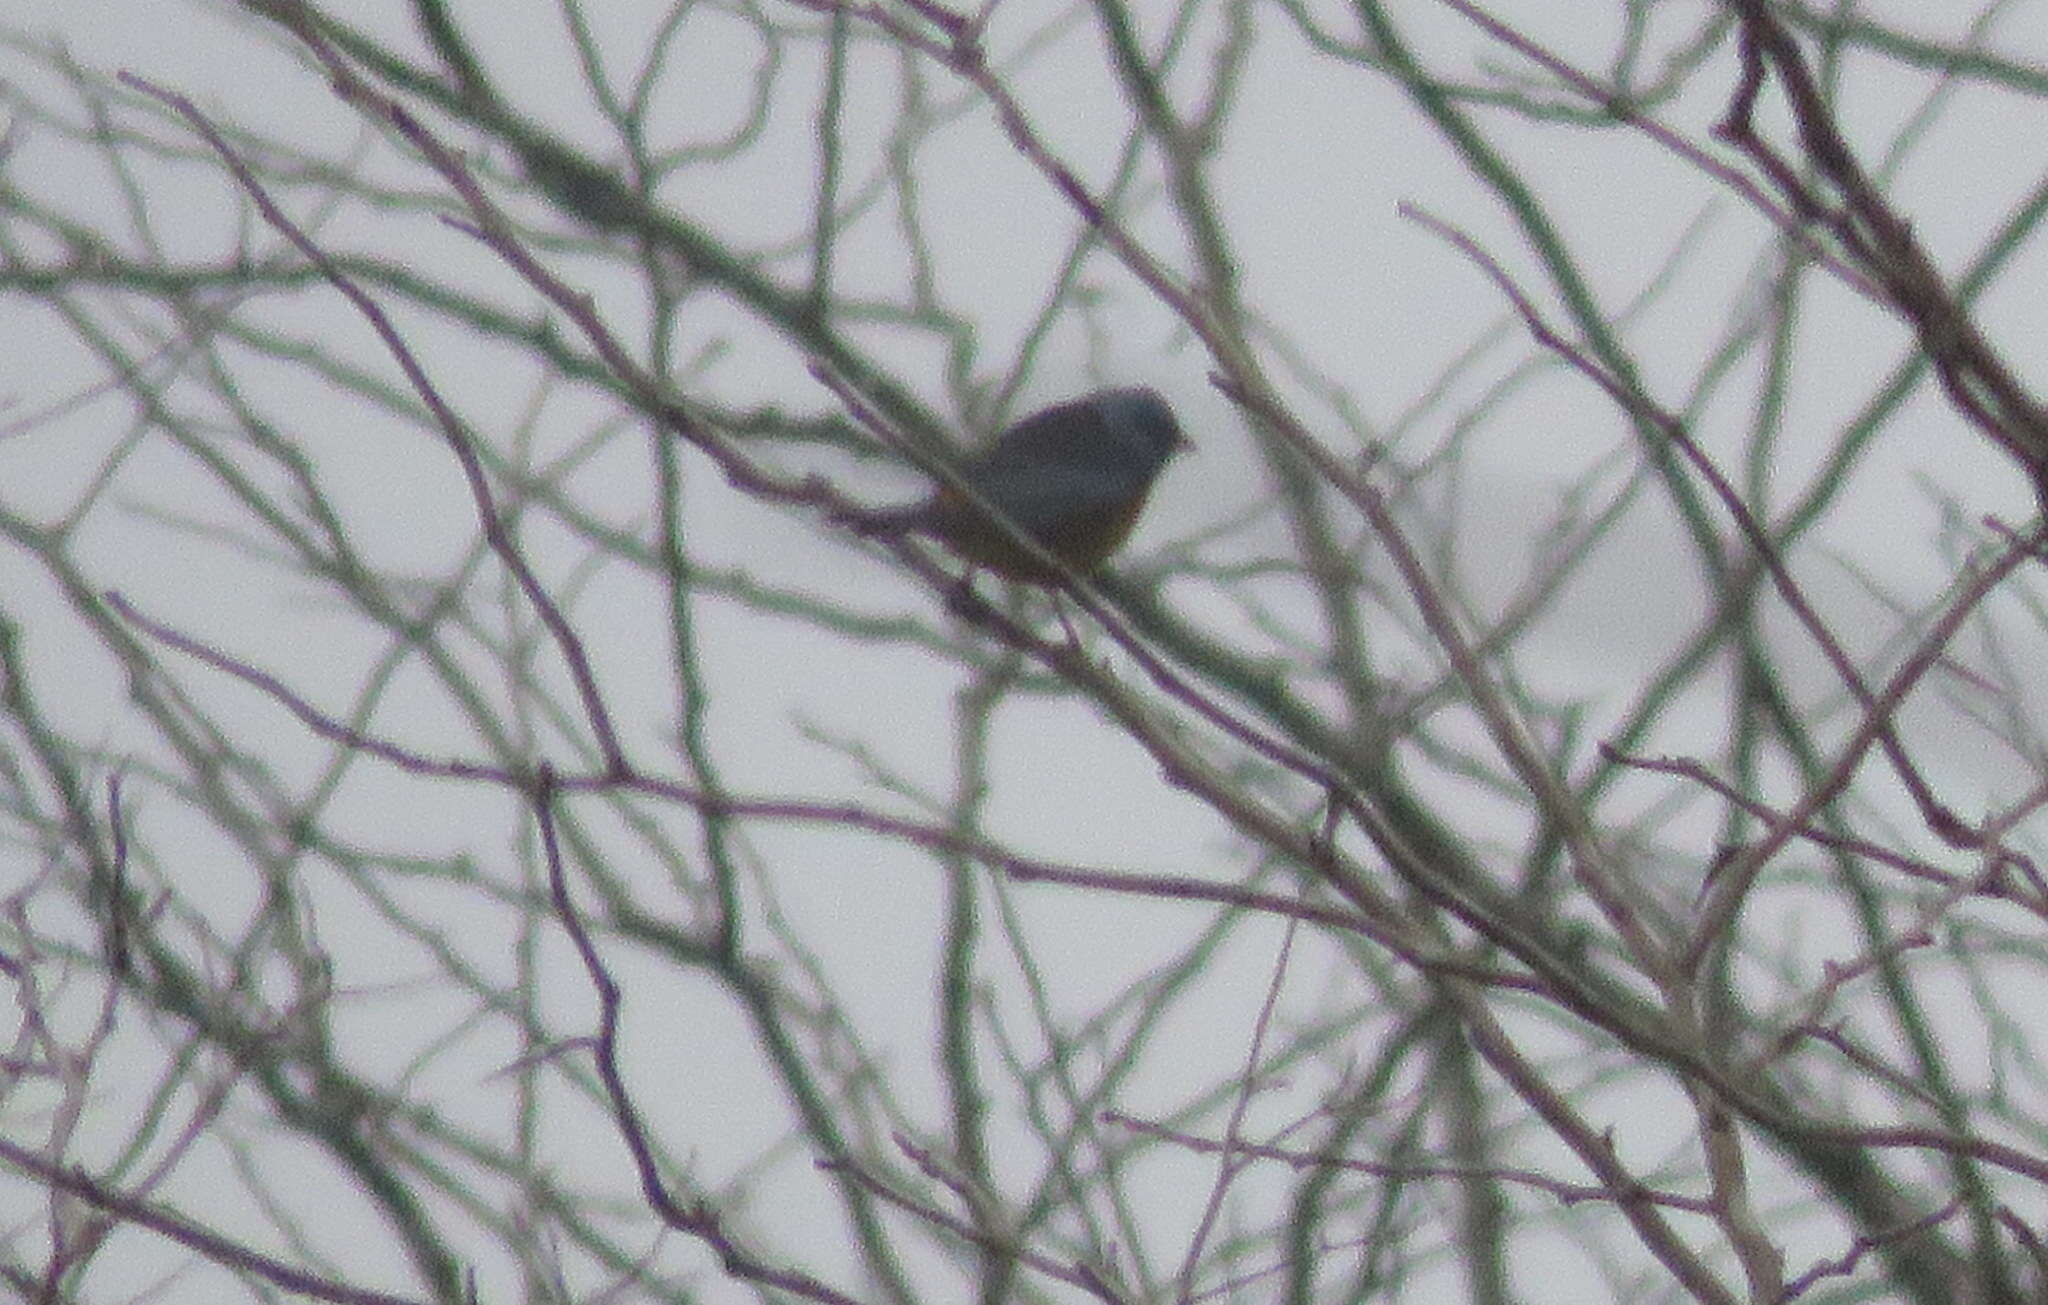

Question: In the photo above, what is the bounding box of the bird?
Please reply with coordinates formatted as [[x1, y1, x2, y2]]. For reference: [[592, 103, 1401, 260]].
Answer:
[[859, 387, 1190, 583]]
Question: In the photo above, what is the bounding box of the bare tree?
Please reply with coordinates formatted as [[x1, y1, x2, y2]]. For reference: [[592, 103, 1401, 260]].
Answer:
[[4, 2, 2048, 1302]]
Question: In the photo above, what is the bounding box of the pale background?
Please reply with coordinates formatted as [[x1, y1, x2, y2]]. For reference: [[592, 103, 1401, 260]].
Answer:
[[4, 2, 2048, 1303]]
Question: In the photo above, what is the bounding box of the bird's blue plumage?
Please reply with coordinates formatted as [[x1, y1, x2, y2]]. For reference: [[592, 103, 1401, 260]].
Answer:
[[872, 387, 1189, 581]]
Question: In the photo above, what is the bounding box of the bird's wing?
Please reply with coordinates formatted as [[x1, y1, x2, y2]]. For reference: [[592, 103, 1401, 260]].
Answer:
[[952, 464, 1127, 533], [972, 397, 1111, 475]]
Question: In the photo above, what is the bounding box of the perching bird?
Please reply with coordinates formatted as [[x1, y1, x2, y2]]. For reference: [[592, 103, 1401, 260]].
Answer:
[[861, 387, 1189, 583]]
